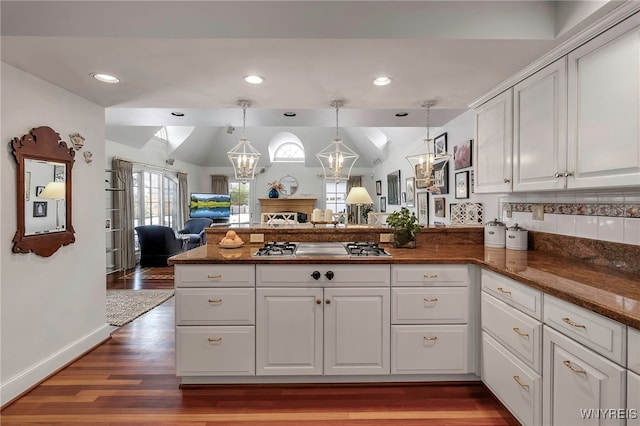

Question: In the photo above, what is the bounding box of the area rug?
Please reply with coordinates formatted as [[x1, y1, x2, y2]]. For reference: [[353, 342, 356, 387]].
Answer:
[[106, 289, 175, 327]]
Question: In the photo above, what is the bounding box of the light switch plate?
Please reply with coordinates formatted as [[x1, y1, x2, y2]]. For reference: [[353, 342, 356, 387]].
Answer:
[[380, 233, 392, 243], [250, 233, 264, 243], [532, 205, 544, 221]]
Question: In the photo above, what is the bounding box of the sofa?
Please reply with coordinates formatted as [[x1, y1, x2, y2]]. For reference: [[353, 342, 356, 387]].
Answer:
[[177, 218, 214, 250], [135, 225, 185, 267]]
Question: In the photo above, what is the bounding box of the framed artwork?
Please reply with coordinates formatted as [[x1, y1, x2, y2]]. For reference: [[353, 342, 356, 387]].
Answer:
[[106, 219, 112, 229], [433, 161, 449, 194], [454, 139, 473, 169], [401, 192, 406, 204], [455, 171, 470, 199], [36, 186, 45, 197], [415, 165, 428, 189], [375, 180, 382, 195], [417, 192, 429, 225], [387, 170, 401, 205], [450, 203, 458, 217], [470, 170, 475, 194], [434, 197, 445, 218], [33, 201, 47, 217], [53, 164, 65, 183], [380, 197, 387, 213], [405, 177, 415, 207], [434, 132, 447, 154]]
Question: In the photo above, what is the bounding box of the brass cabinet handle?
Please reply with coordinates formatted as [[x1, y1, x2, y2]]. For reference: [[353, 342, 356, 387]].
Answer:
[[513, 375, 529, 390], [208, 298, 222, 304], [207, 274, 222, 279], [423, 336, 438, 341], [513, 327, 529, 338], [496, 287, 512, 295], [563, 360, 587, 375], [423, 274, 438, 279], [562, 317, 586, 329], [207, 337, 223, 343], [424, 297, 439, 302]]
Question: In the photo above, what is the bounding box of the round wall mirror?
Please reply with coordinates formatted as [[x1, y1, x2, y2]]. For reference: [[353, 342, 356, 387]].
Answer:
[[278, 175, 298, 197]]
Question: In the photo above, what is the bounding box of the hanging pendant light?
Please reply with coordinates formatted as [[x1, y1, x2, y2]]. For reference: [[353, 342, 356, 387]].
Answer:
[[406, 100, 451, 193], [316, 100, 359, 182], [228, 99, 261, 183]]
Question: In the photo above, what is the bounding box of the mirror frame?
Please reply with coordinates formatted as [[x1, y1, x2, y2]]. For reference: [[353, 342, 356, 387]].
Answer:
[[278, 175, 298, 197], [11, 126, 76, 256]]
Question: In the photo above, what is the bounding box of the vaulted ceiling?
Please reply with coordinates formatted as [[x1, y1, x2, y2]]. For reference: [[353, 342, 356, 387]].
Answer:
[[1, 1, 617, 167]]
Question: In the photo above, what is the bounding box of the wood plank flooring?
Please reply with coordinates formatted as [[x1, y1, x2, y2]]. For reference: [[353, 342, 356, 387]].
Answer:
[[2, 266, 520, 425]]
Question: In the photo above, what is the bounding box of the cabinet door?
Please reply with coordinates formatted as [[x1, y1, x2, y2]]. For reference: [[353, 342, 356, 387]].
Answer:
[[567, 13, 640, 189], [324, 287, 390, 375], [629, 371, 640, 426], [474, 89, 513, 193], [256, 288, 323, 375], [543, 326, 626, 426], [513, 57, 568, 192]]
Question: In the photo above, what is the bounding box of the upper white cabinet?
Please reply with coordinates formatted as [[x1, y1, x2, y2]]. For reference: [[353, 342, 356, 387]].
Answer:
[[474, 89, 513, 193], [513, 58, 568, 192], [567, 13, 640, 190]]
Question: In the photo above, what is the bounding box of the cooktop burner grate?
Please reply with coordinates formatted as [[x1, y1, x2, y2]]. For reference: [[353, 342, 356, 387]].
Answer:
[[253, 242, 297, 257], [344, 242, 390, 257]]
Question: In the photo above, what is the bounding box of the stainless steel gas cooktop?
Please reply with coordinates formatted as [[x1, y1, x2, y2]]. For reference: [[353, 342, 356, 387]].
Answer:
[[252, 242, 391, 258]]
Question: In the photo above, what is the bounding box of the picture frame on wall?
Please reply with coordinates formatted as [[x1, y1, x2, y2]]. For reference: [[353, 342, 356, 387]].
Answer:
[[53, 164, 65, 183], [433, 161, 449, 194], [33, 201, 47, 217], [415, 165, 428, 189], [375, 180, 382, 196], [380, 197, 387, 213], [417, 192, 429, 225], [454, 139, 473, 170], [36, 186, 45, 197], [434, 132, 447, 154], [405, 177, 415, 207], [434, 197, 445, 218], [455, 171, 469, 199]]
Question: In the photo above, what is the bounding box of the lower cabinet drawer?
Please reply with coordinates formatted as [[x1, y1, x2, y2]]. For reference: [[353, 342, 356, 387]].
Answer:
[[392, 287, 468, 324], [482, 332, 541, 426], [176, 326, 255, 376], [482, 291, 542, 372], [482, 269, 542, 320], [176, 288, 255, 325], [629, 370, 640, 426], [391, 325, 469, 374]]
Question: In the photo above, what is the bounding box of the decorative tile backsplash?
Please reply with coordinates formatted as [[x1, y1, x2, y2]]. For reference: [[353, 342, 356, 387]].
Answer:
[[506, 202, 640, 218]]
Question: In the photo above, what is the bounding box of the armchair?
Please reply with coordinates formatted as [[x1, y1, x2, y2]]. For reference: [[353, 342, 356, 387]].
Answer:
[[177, 218, 214, 250], [135, 225, 184, 267]]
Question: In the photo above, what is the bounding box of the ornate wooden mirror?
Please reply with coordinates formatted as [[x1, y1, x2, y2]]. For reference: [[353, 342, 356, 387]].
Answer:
[[11, 126, 76, 256]]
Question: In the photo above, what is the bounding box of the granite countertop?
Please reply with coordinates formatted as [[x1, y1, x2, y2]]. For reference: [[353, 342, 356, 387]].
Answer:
[[169, 243, 640, 329]]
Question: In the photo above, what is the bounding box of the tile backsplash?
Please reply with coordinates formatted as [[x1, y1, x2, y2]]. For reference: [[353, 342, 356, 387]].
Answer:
[[500, 192, 640, 246]]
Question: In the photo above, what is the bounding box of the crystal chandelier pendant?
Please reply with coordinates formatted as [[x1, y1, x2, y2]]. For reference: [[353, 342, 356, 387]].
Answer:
[[316, 100, 359, 182], [406, 100, 451, 193], [228, 100, 261, 183]]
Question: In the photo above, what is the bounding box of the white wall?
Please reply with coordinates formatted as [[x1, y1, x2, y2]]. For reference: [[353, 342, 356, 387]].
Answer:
[[1, 62, 110, 406]]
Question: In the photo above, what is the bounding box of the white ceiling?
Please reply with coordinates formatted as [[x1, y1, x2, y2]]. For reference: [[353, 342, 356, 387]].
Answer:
[[0, 1, 617, 167]]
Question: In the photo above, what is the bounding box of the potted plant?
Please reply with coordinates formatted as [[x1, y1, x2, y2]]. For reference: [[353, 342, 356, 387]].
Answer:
[[386, 207, 421, 248]]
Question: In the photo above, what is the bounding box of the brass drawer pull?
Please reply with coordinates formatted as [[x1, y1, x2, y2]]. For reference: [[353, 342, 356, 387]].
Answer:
[[496, 287, 512, 295], [208, 298, 222, 304], [562, 317, 586, 329], [513, 375, 529, 390], [207, 337, 223, 343], [563, 360, 587, 375], [423, 274, 438, 279], [513, 327, 529, 338], [423, 336, 438, 341], [424, 297, 439, 302], [207, 274, 222, 279]]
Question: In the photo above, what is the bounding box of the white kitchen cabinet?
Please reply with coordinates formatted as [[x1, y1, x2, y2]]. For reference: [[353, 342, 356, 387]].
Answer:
[[567, 13, 640, 190], [629, 370, 640, 426], [481, 269, 542, 320], [256, 288, 323, 375], [512, 57, 568, 192], [323, 287, 390, 375], [392, 325, 468, 374], [543, 326, 626, 426], [630, 327, 640, 375], [473, 88, 513, 193]]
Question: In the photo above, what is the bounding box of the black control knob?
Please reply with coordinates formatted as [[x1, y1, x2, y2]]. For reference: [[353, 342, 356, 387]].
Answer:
[[325, 271, 334, 280], [311, 271, 321, 280]]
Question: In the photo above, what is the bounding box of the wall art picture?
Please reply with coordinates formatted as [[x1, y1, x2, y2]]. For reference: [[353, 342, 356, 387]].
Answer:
[[36, 186, 45, 197], [455, 171, 470, 199], [380, 196, 387, 213], [417, 192, 429, 225], [434, 197, 445, 218], [433, 161, 449, 194], [53, 164, 65, 183], [33, 201, 47, 217], [454, 139, 473, 170], [376, 180, 382, 195], [405, 177, 415, 207], [434, 132, 447, 154]]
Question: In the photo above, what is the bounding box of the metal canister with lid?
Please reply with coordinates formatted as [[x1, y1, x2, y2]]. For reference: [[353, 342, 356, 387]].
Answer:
[[484, 218, 506, 248], [506, 223, 528, 251]]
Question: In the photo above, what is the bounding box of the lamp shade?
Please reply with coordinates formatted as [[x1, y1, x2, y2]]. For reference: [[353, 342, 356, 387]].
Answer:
[[38, 181, 65, 199], [345, 187, 373, 205]]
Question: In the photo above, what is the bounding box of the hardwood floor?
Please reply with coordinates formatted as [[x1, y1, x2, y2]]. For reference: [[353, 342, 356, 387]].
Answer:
[[2, 266, 520, 425]]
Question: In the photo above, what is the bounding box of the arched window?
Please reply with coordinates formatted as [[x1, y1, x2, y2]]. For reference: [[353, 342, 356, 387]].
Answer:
[[268, 132, 305, 163]]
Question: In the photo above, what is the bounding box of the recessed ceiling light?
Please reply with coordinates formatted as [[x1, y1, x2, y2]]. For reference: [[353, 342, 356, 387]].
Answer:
[[244, 75, 264, 84], [395, 112, 409, 117], [171, 112, 185, 117], [91, 73, 120, 84], [283, 112, 297, 117], [373, 76, 392, 86]]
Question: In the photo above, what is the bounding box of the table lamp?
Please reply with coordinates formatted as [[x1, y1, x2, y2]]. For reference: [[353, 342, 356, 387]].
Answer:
[[346, 187, 373, 225], [39, 181, 65, 229]]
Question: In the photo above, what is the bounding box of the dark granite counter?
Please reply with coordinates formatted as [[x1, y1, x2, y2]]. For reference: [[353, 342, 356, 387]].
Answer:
[[169, 241, 640, 329]]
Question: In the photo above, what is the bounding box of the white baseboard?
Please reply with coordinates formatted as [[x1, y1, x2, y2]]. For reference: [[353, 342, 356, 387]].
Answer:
[[0, 323, 111, 407]]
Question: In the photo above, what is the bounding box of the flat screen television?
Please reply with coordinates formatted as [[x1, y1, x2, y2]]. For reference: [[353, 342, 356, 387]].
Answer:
[[189, 193, 231, 219]]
